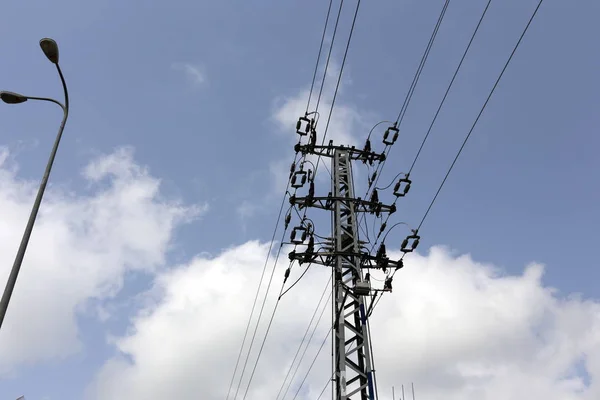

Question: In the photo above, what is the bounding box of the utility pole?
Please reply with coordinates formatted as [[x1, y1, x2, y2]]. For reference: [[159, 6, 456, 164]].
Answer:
[[288, 116, 414, 400]]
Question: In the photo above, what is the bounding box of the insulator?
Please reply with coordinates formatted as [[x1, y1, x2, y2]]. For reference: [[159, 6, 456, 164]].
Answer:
[[291, 169, 308, 189], [309, 129, 317, 146], [395, 259, 405, 270], [288, 250, 296, 261], [291, 226, 308, 244], [370, 189, 379, 205], [308, 181, 315, 198], [296, 116, 310, 136], [384, 277, 393, 291], [401, 233, 421, 253], [284, 267, 291, 281], [289, 162, 296, 179], [362, 139, 372, 164], [376, 243, 387, 259], [306, 235, 315, 253], [325, 192, 333, 209], [393, 177, 412, 197], [383, 126, 399, 146], [365, 272, 371, 281], [284, 212, 291, 230], [354, 280, 371, 296], [379, 222, 387, 235], [370, 171, 377, 186]]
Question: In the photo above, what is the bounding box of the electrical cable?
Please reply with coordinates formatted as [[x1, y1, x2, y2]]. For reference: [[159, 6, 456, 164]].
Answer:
[[315, 0, 346, 115], [356, 0, 450, 248], [282, 294, 333, 400], [226, 189, 292, 400], [275, 278, 332, 400], [241, 280, 287, 400], [291, 327, 333, 400], [395, 0, 450, 125], [233, 239, 288, 400], [369, 0, 545, 318], [306, 0, 335, 114], [417, 0, 544, 232], [408, 0, 493, 175], [366, 0, 493, 255], [313, 0, 362, 176], [279, 262, 314, 300], [365, 0, 450, 200], [316, 375, 333, 400]]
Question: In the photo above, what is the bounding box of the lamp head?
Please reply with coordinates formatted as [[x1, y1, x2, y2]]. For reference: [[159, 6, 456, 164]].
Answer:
[[0, 91, 28, 104], [39, 38, 59, 64]]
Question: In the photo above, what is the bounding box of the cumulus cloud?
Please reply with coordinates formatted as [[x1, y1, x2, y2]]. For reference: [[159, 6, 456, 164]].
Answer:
[[172, 62, 206, 86], [88, 242, 600, 400], [0, 146, 204, 375]]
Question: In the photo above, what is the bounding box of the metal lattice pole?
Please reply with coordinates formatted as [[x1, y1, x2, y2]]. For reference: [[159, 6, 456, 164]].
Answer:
[[332, 149, 374, 400]]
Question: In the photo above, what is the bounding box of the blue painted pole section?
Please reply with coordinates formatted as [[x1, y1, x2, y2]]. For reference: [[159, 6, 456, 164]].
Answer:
[[360, 303, 375, 400]]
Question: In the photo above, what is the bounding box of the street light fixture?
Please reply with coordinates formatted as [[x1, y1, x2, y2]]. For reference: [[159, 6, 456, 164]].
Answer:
[[0, 91, 28, 104], [0, 38, 70, 330]]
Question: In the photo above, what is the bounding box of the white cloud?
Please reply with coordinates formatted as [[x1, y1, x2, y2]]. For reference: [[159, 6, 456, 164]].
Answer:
[[88, 243, 600, 400], [172, 62, 206, 86], [0, 146, 204, 375]]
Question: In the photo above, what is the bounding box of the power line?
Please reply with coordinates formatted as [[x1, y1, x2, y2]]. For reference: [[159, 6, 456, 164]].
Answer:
[[280, 289, 332, 400], [225, 190, 291, 400], [369, 0, 450, 192], [365, 0, 492, 255], [408, 0, 493, 175], [315, 0, 346, 115], [313, 0, 362, 174], [291, 327, 333, 400], [232, 241, 288, 400], [357, 0, 451, 252], [369, 0, 545, 320], [306, 0, 335, 114], [228, 1, 342, 395], [395, 0, 450, 125], [241, 280, 287, 400], [417, 0, 544, 232], [275, 277, 332, 400]]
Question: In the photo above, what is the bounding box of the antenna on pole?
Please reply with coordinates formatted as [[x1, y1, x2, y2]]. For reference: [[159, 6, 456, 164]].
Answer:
[[401, 385, 405, 400], [392, 386, 395, 400], [411, 383, 415, 400]]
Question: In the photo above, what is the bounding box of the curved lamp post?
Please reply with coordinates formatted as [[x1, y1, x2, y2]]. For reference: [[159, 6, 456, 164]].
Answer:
[[0, 38, 69, 330]]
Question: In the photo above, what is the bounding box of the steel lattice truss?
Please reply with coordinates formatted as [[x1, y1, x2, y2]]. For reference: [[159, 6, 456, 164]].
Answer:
[[331, 149, 375, 400]]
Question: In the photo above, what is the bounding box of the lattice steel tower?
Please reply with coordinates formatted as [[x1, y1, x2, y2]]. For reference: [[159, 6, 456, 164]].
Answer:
[[289, 117, 409, 400]]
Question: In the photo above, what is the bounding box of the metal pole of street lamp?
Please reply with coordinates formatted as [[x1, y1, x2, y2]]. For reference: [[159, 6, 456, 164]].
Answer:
[[0, 38, 70, 330]]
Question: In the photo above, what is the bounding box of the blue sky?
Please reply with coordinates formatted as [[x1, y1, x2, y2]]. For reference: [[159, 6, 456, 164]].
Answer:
[[1, 1, 599, 399]]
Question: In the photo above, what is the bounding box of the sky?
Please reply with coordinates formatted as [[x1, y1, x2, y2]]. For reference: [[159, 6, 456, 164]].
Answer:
[[0, 0, 599, 399]]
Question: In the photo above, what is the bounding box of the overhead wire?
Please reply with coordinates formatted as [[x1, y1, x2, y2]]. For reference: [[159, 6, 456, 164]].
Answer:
[[275, 278, 332, 400], [395, 0, 450, 126], [356, 0, 451, 256], [417, 0, 544, 232], [408, 0, 493, 175], [306, 0, 335, 114], [367, 0, 492, 255], [316, 375, 333, 400], [370, 0, 545, 317], [228, 1, 344, 395], [365, 0, 451, 197], [281, 292, 333, 400], [241, 279, 287, 400], [315, 0, 346, 115], [225, 189, 291, 400], [312, 0, 362, 176], [233, 238, 288, 400], [291, 327, 333, 400]]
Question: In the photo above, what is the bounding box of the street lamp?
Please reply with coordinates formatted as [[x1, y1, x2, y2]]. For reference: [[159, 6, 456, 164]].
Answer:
[[0, 38, 70, 330]]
